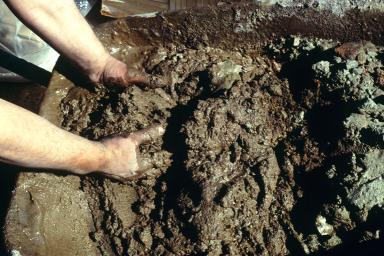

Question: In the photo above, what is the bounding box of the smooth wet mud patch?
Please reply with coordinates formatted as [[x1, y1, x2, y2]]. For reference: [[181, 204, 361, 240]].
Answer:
[[6, 37, 384, 255]]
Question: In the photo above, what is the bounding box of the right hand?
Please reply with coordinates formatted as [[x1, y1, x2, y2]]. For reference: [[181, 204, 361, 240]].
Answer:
[[99, 125, 165, 182], [97, 56, 150, 87]]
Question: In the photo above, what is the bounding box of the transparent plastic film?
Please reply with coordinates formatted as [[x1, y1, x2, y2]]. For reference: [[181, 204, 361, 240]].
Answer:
[[100, 0, 220, 18], [101, 0, 168, 18], [76, 0, 97, 16], [0, 0, 96, 81]]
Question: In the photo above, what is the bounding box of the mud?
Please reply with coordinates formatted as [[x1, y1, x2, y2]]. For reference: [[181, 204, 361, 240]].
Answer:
[[44, 37, 384, 255], [4, 3, 384, 256], [256, 0, 384, 16]]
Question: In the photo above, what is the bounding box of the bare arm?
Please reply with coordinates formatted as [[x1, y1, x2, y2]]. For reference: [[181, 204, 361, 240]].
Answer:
[[4, 0, 148, 86], [1, 1, 163, 180], [0, 99, 163, 180]]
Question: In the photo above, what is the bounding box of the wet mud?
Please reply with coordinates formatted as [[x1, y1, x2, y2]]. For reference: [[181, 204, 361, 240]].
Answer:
[[5, 3, 384, 255], [56, 38, 384, 255]]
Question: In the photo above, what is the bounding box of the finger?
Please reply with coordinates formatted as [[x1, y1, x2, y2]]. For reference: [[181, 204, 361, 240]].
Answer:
[[129, 157, 157, 179], [125, 71, 171, 89], [104, 153, 168, 182], [111, 159, 152, 181], [102, 166, 149, 182], [130, 125, 165, 145], [103, 173, 128, 183], [124, 68, 150, 86]]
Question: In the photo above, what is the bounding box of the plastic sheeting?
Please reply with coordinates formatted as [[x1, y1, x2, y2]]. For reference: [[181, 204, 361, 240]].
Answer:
[[101, 0, 168, 18], [100, 0, 221, 18], [0, 0, 96, 82], [76, 0, 97, 16]]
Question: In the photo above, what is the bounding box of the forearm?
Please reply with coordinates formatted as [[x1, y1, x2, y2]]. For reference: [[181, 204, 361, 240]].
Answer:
[[5, 0, 109, 81], [0, 99, 108, 174]]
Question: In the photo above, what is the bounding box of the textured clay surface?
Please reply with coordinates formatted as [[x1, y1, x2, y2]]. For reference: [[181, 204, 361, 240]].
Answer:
[[54, 38, 384, 255], [5, 3, 384, 255]]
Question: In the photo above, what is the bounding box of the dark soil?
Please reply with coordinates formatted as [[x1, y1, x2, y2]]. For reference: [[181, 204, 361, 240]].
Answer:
[[55, 37, 384, 255], [3, 2, 384, 256]]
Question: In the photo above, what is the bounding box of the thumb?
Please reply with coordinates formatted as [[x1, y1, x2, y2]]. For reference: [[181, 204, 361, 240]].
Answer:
[[130, 125, 165, 146]]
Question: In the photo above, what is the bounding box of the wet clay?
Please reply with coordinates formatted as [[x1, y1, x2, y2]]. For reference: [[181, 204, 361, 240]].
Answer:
[[58, 45, 297, 255], [5, 3, 384, 256], [24, 38, 384, 255]]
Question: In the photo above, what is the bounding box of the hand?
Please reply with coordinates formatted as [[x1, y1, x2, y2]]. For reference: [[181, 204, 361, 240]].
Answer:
[[100, 125, 165, 182], [87, 53, 149, 87], [98, 55, 151, 87], [89, 54, 169, 88]]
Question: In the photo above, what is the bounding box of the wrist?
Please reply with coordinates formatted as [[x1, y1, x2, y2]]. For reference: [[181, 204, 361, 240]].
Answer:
[[85, 51, 111, 84], [70, 141, 112, 175], [95, 142, 114, 174]]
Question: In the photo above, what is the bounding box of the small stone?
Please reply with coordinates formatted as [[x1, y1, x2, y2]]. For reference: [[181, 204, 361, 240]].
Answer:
[[245, 122, 253, 130], [367, 51, 378, 58], [326, 165, 337, 179], [316, 215, 334, 236], [303, 42, 315, 51], [324, 235, 342, 249], [299, 111, 305, 120], [346, 60, 359, 70], [209, 60, 242, 92], [307, 235, 320, 253], [11, 251, 22, 256], [139, 227, 153, 248], [353, 67, 364, 75], [347, 150, 384, 212], [357, 51, 367, 64], [293, 37, 301, 47], [268, 84, 283, 96], [334, 56, 342, 63], [312, 61, 331, 77]]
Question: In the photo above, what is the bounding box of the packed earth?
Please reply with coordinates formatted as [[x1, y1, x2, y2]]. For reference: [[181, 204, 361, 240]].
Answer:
[[56, 36, 384, 255]]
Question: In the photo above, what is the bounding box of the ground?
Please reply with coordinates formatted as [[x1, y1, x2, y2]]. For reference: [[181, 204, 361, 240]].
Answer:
[[3, 2, 384, 255], [23, 37, 382, 255]]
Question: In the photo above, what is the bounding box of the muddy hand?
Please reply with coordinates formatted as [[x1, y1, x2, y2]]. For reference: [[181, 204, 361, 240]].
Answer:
[[96, 55, 150, 87], [94, 55, 170, 88], [99, 125, 165, 182]]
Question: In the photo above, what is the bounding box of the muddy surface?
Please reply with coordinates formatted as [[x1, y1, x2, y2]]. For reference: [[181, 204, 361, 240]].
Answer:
[[0, 83, 46, 255], [256, 0, 384, 16], [50, 37, 384, 255], [5, 3, 384, 255]]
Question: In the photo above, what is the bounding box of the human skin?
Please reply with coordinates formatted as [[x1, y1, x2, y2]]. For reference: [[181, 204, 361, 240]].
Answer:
[[1, 0, 163, 180], [5, 0, 149, 86]]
